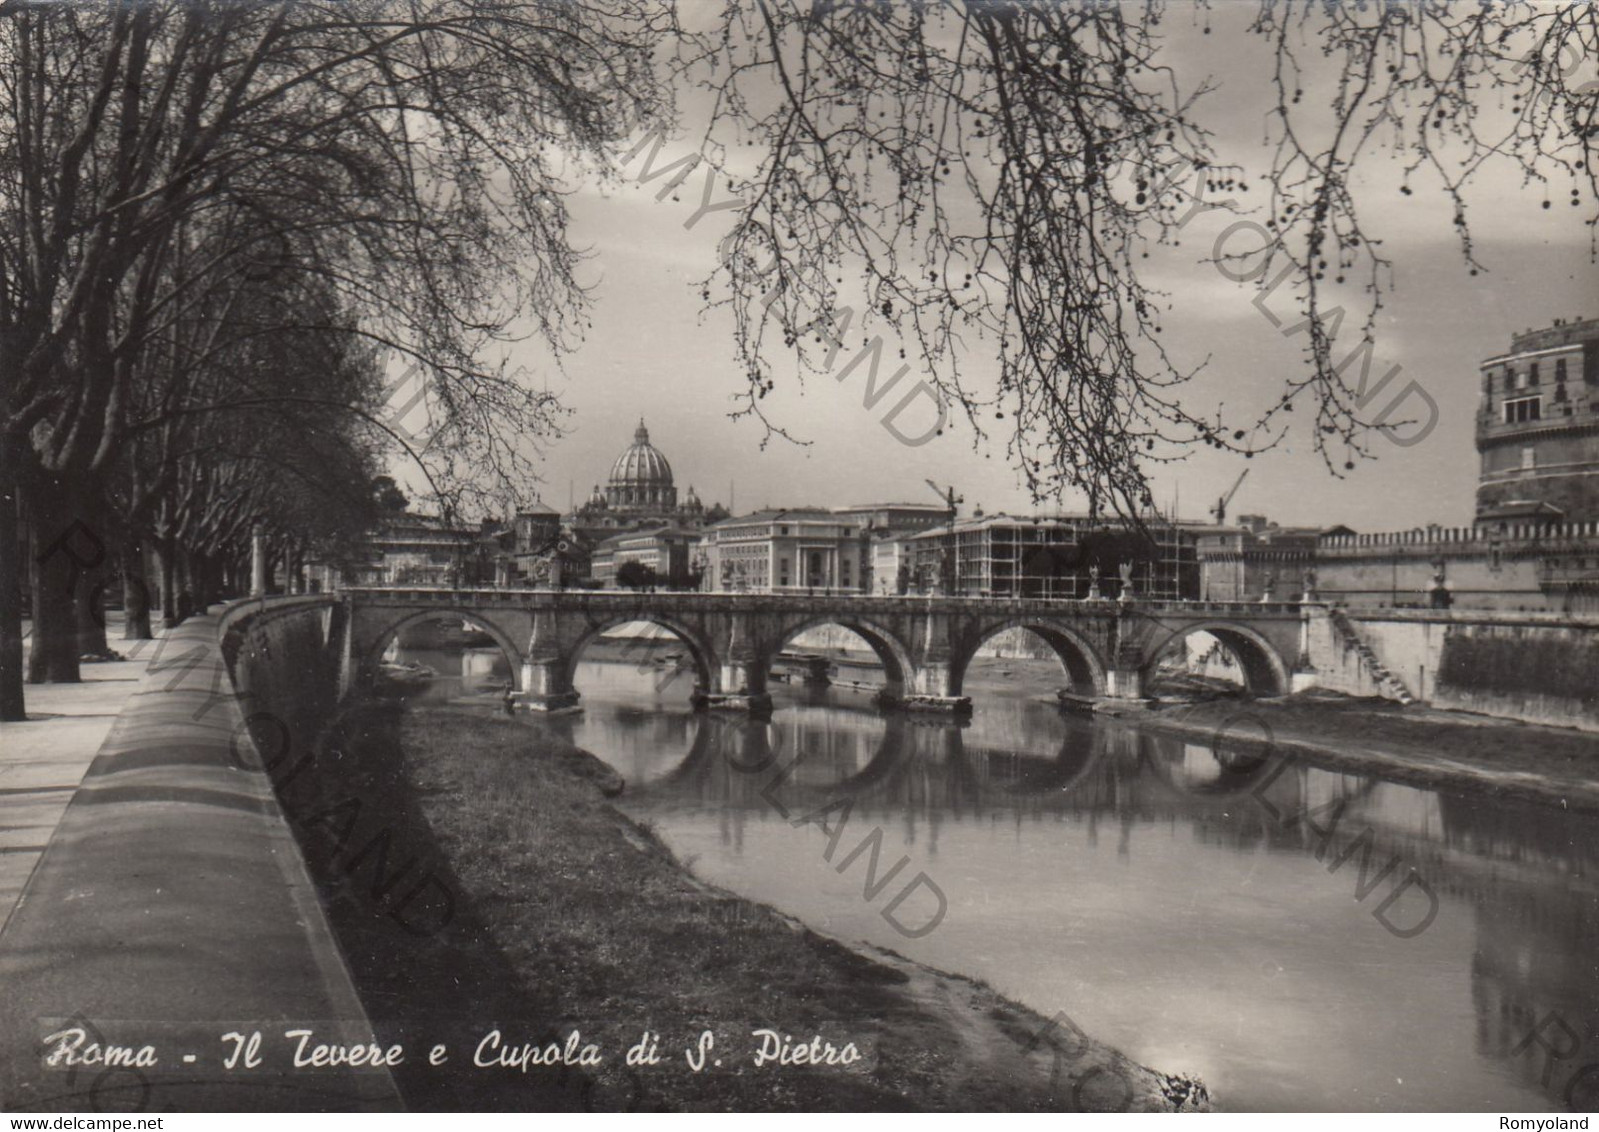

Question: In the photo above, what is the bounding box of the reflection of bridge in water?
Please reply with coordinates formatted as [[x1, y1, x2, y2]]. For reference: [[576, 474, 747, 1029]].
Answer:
[[586, 699, 1599, 1111]]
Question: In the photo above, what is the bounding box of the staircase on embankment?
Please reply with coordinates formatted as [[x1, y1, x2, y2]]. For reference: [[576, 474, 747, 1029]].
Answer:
[[1327, 607, 1415, 705]]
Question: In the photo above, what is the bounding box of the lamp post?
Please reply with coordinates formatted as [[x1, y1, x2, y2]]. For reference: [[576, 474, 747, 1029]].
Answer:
[[250, 521, 268, 597]]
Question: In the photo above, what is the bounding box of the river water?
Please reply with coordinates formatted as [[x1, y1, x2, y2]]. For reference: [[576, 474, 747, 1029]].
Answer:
[[398, 642, 1599, 1112]]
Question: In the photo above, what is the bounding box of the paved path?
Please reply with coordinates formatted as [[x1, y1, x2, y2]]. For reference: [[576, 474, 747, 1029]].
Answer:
[[0, 626, 149, 931], [0, 607, 399, 1112]]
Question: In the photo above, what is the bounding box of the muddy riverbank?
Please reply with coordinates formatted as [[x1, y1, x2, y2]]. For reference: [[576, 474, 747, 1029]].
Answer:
[[1128, 692, 1599, 814]]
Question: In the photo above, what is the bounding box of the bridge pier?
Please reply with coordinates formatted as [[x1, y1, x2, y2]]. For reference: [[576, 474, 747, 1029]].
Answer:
[[1105, 667, 1146, 700], [899, 660, 972, 716], [517, 610, 581, 713], [1105, 629, 1154, 703], [801, 656, 832, 686], [695, 658, 773, 715], [693, 615, 773, 715], [518, 658, 582, 713]]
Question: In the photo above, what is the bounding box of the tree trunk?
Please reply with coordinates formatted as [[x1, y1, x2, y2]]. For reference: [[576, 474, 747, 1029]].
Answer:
[[157, 535, 180, 629], [176, 547, 195, 620], [26, 481, 95, 684], [122, 535, 152, 640], [0, 440, 25, 720], [77, 563, 110, 659], [194, 552, 218, 610]]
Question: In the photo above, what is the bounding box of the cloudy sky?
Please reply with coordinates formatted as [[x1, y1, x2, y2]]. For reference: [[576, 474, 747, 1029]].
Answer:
[[405, 4, 1597, 533]]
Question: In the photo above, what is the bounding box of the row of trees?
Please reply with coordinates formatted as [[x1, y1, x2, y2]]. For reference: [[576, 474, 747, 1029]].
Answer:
[[0, 0, 669, 718]]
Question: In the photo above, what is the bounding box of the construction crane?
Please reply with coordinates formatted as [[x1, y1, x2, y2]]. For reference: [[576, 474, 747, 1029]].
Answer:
[[923, 480, 963, 595], [1210, 468, 1250, 525], [924, 479, 963, 520]]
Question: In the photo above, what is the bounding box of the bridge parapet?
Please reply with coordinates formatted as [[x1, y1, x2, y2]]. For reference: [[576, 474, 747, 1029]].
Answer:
[[342, 587, 1307, 616], [340, 589, 1312, 712]]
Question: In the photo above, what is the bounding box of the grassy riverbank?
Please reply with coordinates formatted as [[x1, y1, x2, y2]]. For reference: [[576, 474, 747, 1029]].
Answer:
[[289, 700, 1208, 1112], [1132, 692, 1599, 813]]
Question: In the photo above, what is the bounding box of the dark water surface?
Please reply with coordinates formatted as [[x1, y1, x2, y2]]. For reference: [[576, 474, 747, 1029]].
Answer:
[[399, 644, 1599, 1112]]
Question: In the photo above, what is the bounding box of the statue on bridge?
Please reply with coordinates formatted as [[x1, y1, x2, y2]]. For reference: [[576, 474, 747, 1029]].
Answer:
[[1428, 560, 1453, 610], [1087, 563, 1102, 600], [1117, 561, 1134, 602]]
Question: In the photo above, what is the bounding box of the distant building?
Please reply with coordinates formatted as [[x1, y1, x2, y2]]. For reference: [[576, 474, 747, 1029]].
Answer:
[[1476, 316, 1599, 525], [347, 512, 476, 587], [870, 535, 911, 595], [831, 503, 949, 533], [699, 509, 870, 593], [1195, 515, 1331, 601], [491, 504, 590, 587], [591, 526, 698, 588], [901, 513, 1202, 600], [831, 503, 950, 595], [567, 420, 726, 539]]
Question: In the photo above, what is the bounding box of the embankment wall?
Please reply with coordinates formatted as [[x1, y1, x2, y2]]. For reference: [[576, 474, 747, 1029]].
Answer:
[[1308, 607, 1599, 730], [0, 596, 398, 1112]]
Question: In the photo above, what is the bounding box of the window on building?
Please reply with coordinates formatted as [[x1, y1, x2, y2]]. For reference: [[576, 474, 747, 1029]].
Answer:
[[1529, 362, 1540, 385], [1556, 358, 1568, 383], [1504, 368, 1516, 392], [1503, 397, 1542, 424], [1521, 446, 1536, 470]]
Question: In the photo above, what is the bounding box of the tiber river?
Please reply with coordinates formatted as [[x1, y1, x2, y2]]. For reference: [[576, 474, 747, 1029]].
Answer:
[[394, 626, 1599, 1113]]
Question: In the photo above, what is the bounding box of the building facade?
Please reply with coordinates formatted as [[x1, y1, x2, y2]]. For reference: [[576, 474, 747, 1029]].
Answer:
[[346, 512, 477, 587], [1476, 316, 1599, 524], [831, 503, 949, 534], [1194, 515, 1331, 602], [698, 509, 871, 593], [492, 505, 590, 588], [591, 526, 698, 588]]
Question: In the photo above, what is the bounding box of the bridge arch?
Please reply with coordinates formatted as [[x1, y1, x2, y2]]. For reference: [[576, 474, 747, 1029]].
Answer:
[[765, 615, 916, 700], [949, 618, 1107, 698], [361, 608, 524, 689], [1142, 620, 1291, 698], [564, 613, 718, 698]]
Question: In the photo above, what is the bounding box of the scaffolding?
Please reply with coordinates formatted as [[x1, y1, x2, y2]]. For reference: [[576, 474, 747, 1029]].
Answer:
[[904, 512, 1201, 599]]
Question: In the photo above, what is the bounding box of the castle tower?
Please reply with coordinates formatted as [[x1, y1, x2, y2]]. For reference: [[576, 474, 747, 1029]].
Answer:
[[1476, 317, 1599, 525]]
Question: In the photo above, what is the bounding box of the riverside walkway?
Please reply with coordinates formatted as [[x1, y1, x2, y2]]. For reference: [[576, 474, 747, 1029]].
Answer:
[[0, 618, 144, 928], [0, 607, 400, 1112]]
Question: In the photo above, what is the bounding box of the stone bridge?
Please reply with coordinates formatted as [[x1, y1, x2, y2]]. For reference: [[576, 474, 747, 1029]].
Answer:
[[341, 588, 1313, 714]]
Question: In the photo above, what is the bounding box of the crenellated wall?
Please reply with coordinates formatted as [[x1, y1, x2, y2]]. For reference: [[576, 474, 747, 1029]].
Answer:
[[1205, 520, 1599, 612]]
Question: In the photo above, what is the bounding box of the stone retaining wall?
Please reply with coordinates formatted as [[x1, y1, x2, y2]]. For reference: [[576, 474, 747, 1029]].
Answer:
[[0, 599, 400, 1112], [1307, 606, 1599, 730]]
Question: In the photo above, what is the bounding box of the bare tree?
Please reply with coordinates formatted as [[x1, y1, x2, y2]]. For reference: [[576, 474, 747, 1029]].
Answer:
[[0, 0, 669, 716], [686, 1, 1597, 516]]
